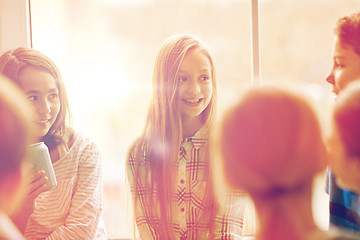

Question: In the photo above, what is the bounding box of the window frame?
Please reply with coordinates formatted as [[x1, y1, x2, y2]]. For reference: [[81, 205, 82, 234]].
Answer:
[[0, 0, 31, 52]]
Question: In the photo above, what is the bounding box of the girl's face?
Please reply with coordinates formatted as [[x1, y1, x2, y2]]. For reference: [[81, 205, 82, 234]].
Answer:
[[177, 48, 213, 124], [326, 36, 360, 95], [18, 66, 60, 142]]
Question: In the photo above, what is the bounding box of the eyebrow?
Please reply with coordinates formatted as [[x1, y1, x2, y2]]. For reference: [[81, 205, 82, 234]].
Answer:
[[334, 55, 346, 60], [178, 68, 211, 73], [25, 88, 58, 94]]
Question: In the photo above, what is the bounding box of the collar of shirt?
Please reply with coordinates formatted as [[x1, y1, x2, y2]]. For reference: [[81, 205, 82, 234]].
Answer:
[[181, 127, 208, 150]]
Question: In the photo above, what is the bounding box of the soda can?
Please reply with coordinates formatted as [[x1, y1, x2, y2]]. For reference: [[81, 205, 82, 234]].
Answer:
[[28, 142, 57, 191]]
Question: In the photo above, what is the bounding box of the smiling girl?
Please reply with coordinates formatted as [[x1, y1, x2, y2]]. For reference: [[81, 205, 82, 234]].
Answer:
[[0, 47, 107, 239], [126, 34, 246, 239]]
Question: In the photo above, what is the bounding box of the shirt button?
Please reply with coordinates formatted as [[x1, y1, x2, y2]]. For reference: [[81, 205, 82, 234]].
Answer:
[[180, 208, 185, 212], [180, 179, 185, 184]]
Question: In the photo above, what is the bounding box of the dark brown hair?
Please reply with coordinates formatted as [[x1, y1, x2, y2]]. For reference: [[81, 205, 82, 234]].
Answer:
[[335, 12, 360, 55]]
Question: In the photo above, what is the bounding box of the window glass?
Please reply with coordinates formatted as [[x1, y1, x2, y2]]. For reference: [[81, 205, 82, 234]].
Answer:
[[31, 0, 360, 237], [259, 0, 360, 230], [30, 0, 250, 238], [259, 0, 359, 99]]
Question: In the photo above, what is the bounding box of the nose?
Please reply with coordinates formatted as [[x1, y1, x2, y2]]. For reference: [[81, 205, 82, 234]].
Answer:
[[187, 79, 201, 94], [37, 99, 51, 115], [326, 71, 335, 85]]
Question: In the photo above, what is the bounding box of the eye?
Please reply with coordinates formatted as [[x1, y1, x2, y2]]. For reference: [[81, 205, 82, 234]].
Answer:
[[178, 76, 187, 82], [27, 95, 37, 102], [334, 59, 343, 68], [200, 75, 210, 81], [48, 92, 59, 102], [49, 93, 58, 99]]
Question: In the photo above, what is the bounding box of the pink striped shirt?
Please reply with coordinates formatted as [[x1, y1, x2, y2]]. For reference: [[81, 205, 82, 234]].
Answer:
[[25, 133, 107, 240]]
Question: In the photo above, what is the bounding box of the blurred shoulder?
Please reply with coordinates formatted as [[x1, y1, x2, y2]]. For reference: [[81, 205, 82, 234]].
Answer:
[[308, 229, 360, 240]]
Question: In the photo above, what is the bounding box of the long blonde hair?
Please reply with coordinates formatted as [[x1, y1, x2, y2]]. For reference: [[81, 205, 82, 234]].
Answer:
[[130, 34, 217, 238]]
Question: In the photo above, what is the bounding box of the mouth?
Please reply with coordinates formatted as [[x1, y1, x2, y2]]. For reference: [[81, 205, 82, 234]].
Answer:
[[183, 98, 203, 103], [37, 119, 51, 124]]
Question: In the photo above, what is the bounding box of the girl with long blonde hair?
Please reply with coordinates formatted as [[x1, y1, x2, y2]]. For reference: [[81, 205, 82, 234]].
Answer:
[[127, 34, 245, 239]]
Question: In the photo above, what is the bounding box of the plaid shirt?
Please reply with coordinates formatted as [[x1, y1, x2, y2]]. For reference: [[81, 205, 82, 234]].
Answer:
[[127, 129, 247, 239]]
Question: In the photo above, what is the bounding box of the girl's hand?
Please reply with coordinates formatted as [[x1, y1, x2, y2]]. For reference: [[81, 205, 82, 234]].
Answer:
[[24, 168, 48, 211], [10, 165, 48, 233]]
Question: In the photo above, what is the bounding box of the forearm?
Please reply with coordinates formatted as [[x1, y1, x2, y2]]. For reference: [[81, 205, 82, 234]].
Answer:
[[10, 207, 32, 234], [45, 215, 102, 240], [12, 168, 47, 233]]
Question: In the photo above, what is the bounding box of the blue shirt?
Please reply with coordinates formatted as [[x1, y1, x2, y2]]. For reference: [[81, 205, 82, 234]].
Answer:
[[326, 169, 360, 233]]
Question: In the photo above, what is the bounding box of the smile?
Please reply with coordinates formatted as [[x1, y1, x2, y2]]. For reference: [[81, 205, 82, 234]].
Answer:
[[37, 119, 50, 124], [183, 98, 202, 103]]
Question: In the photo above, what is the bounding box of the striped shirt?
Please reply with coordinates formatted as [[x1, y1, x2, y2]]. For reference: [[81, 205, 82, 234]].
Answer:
[[127, 129, 247, 239], [25, 133, 107, 240]]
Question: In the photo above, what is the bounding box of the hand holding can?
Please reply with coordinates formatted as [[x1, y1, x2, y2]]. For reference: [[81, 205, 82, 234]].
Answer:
[[27, 142, 57, 191]]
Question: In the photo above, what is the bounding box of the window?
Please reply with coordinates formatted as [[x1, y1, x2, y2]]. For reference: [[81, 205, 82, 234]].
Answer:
[[30, 0, 251, 238], [4, 0, 355, 238], [258, 0, 359, 230]]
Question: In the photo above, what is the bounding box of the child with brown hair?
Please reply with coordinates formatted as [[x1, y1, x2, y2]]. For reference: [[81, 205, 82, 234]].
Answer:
[[325, 11, 360, 233]]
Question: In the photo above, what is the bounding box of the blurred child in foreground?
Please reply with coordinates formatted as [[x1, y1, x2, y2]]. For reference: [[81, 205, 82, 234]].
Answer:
[[216, 85, 359, 240], [0, 74, 31, 240], [328, 81, 360, 197]]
